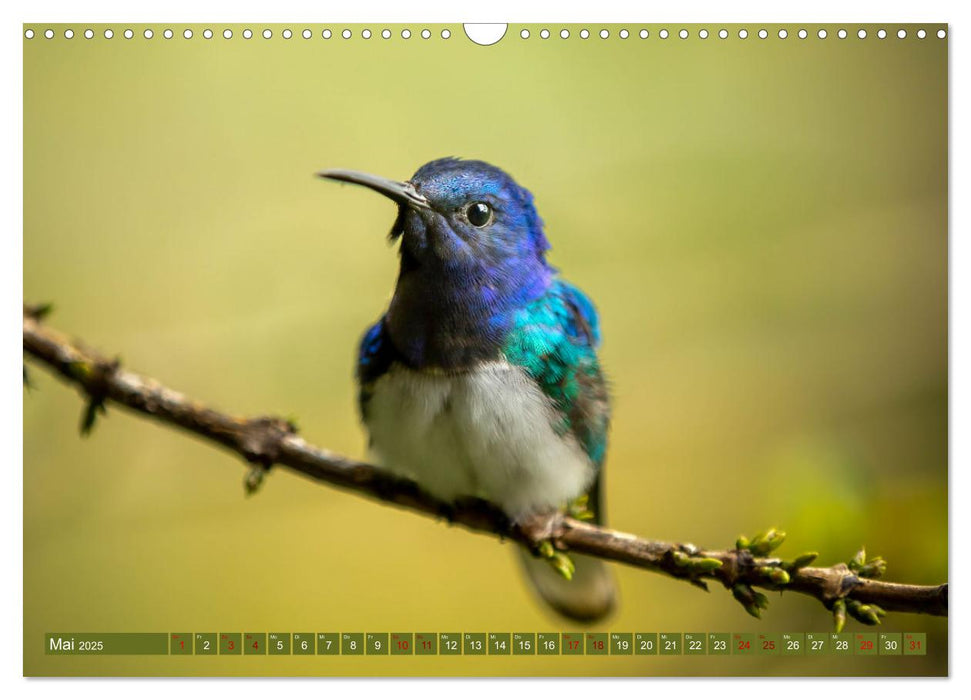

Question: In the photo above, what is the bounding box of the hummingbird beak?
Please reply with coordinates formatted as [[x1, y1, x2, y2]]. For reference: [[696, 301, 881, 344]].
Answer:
[[316, 169, 431, 210]]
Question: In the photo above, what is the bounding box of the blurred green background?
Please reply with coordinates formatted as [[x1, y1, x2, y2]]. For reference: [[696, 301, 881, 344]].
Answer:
[[23, 23, 947, 676]]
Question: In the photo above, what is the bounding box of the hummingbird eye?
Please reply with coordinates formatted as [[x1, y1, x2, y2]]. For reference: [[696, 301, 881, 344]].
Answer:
[[465, 202, 493, 227]]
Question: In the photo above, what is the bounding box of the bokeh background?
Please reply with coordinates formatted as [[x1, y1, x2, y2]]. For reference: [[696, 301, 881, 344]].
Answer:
[[23, 23, 947, 676]]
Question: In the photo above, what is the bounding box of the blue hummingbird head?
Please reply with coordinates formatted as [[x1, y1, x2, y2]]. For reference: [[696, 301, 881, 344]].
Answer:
[[319, 158, 556, 369], [396, 157, 551, 267], [319, 158, 552, 279]]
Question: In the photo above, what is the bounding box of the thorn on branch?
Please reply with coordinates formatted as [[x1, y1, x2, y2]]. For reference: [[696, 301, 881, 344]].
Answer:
[[238, 416, 298, 495], [238, 416, 297, 465], [24, 302, 54, 321], [832, 598, 847, 632], [74, 357, 120, 436], [244, 465, 266, 496], [80, 397, 107, 435], [733, 583, 770, 619]]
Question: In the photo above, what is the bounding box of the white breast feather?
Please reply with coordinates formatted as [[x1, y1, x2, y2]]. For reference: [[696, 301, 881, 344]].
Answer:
[[364, 360, 595, 520]]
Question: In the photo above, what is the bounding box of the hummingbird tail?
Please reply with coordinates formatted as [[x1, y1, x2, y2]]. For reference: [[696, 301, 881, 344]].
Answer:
[[516, 547, 617, 623]]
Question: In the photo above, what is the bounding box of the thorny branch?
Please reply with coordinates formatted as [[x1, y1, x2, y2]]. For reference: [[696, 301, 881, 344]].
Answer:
[[23, 304, 948, 627]]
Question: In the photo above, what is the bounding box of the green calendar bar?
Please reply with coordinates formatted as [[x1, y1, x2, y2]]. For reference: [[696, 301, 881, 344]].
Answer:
[[366, 633, 389, 655], [195, 633, 217, 655], [513, 632, 536, 655], [244, 633, 266, 655], [415, 633, 437, 655], [831, 633, 853, 656], [313, 633, 336, 655], [45, 633, 168, 655], [586, 633, 608, 655], [292, 633, 314, 655], [610, 632, 632, 655], [489, 633, 511, 655], [391, 633, 414, 655], [806, 632, 828, 655], [879, 633, 902, 656], [268, 633, 290, 655], [41, 631, 932, 657], [855, 633, 878, 656], [904, 633, 927, 655], [659, 632, 681, 655], [537, 632, 560, 655], [341, 633, 363, 655], [464, 633, 486, 655], [561, 632, 583, 655], [684, 633, 706, 655], [758, 633, 781, 656], [439, 633, 461, 655], [219, 633, 241, 655], [732, 633, 755, 656], [635, 633, 658, 655], [170, 633, 192, 655], [708, 633, 730, 656], [782, 633, 805, 656]]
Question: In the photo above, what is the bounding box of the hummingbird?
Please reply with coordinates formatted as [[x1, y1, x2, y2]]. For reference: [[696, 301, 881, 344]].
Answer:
[[317, 158, 616, 622]]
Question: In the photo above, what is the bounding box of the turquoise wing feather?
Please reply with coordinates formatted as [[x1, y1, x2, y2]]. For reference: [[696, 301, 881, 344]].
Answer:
[[503, 279, 610, 474]]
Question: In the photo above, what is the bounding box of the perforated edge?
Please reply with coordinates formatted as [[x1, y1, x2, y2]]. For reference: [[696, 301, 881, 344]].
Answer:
[[23, 24, 948, 43]]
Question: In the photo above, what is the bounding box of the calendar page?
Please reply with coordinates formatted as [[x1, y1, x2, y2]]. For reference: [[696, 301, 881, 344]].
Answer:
[[22, 16, 948, 678]]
